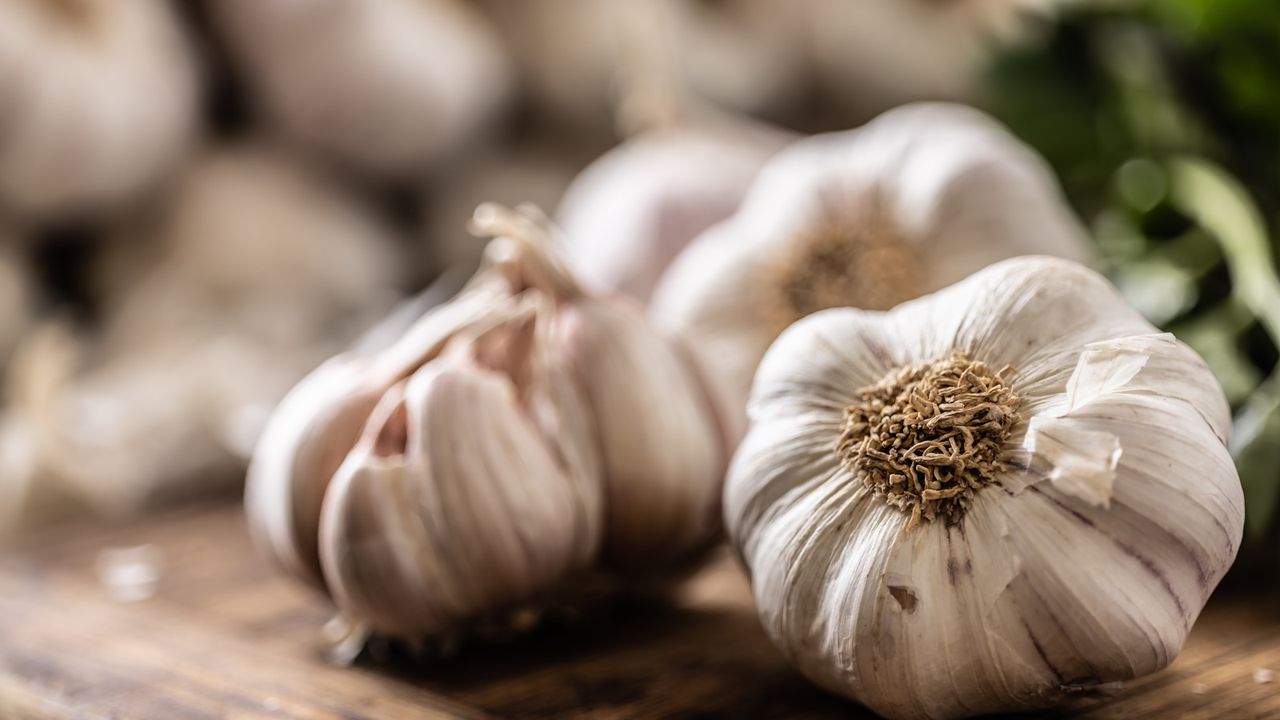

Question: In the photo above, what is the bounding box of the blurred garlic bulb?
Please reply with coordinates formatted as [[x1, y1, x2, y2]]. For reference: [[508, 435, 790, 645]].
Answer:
[[213, 0, 511, 177], [556, 121, 787, 302], [249, 204, 725, 636], [651, 103, 1093, 441], [0, 0, 199, 219], [803, 0, 1062, 117], [0, 147, 405, 524], [727, 256, 1243, 719]]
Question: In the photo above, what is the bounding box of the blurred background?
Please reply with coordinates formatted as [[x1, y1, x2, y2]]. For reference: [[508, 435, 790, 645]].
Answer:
[[0, 0, 1276, 572]]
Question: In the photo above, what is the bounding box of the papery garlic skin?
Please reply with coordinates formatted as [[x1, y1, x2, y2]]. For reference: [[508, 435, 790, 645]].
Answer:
[[214, 0, 511, 177], [0, 0, 199, 219], [726, 256, 1243, 719], [651, 103, 1094, 443], [556, 125, 784, 302]]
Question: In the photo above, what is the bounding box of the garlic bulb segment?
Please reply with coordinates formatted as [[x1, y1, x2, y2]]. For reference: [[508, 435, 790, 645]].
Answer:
[[473, 204, 727, 570], [651, 102, 1094, 444], [725, 256, 1243, 719], [0, 0, 199, 219], [556, 123, 785, 302], [213, 0, 511, 177], [320, 307, 599, 637]]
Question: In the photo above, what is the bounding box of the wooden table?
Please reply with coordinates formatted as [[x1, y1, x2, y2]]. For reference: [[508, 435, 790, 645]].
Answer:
[[0, 503, 1277, 719]]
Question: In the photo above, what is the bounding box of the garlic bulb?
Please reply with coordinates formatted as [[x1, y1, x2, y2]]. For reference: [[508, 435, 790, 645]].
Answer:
[[213, 0, 511, 177], [0, 0, 199, 219], [651, 103, 1094, 442], [726, 256, 1244, 719], [0, 147, 406, 525], [802, 0, 1063, 118], [556, 121, 787, 302], [249, 204, 725, 636]]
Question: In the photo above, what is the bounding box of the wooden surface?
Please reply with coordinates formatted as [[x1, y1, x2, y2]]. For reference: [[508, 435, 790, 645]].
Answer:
[[0, 503, 1277, 720]]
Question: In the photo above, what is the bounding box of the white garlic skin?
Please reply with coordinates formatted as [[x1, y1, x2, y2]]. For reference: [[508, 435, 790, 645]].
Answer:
[[214, 0, 511, 177], [726, 256, 1243, 719], [0, 0, 200, 219], [651, 103, 1094, 445], [556, 125, 785, 302]]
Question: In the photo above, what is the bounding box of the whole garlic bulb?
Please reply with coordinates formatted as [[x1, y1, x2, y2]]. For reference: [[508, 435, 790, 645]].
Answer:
[[651, 103, 1094, 442], [249, 205, 725, 635], [213, 0, 511, 177], [0, 0, 200, 220], [726, 256, 1244, 719], [556, 121, 787, 302]]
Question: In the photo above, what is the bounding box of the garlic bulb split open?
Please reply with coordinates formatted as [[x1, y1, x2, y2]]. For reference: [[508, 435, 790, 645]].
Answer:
[[651, 103, 1094, 443], [0, 0, 200, 219], [726, 256, 1243, 719], [213, 0, 512, 177], [556, 122, 786, 302], [249, 204, 725, 637]]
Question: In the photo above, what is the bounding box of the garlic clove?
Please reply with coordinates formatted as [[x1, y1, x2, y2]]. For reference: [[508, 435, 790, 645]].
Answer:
[[246, 355, 386, 589], [319, 316, 590, 637], [553, 298, 725, 569]]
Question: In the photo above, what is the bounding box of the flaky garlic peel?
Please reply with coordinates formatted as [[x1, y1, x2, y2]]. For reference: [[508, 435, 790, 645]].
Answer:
[[725, 256, 1243, 719], [248, 205, 724, 638]]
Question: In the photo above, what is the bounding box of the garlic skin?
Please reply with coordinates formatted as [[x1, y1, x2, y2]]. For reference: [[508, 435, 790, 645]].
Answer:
[[726, 256, 1243, 719], [0, 0, 199, 219], [213, 0, 511, 177], [556, 123, 786, 302], [249, 205, 725, 636], [651, 103, 1094, 443]]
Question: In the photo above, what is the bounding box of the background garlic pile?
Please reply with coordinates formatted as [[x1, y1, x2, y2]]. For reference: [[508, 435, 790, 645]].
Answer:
[[0, 0, 1274, 717], [249, 206, 724, 639]]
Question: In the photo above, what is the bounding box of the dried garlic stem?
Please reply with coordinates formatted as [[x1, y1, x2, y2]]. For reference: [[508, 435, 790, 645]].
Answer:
[[837, 350, 1021, 529]]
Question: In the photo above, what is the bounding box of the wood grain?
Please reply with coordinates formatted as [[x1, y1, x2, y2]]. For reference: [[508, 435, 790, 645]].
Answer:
[[0, 503, 1276, 719]]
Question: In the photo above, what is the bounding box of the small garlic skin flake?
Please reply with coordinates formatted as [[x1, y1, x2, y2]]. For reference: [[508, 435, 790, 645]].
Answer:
[[725, 257, 1243, 720]]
